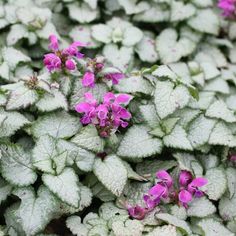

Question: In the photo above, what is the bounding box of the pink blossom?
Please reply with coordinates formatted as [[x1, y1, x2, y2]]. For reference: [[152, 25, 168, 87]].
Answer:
[[44, 34, 86, 72], [179, 170, 193, 188], [65, 59, 76, 70], [187, 177, 208, 198], [43, 53, 61, 71], [63, 42, 85, 58], [105, 72, 125, 85], [230, 154, 236, 165], [75, 92, 97, 125], [82, 72, 95, 88], [218, 0, 236, 17], [49, 34, 59, 51], [75, 92, 131, 137], [178, 190, 193, 208], [143, 194, 160, 210], [127, 204, 146, 220], [156, 170, 173, 188]]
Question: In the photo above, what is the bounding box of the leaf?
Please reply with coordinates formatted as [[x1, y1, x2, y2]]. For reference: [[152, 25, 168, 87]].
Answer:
[[66, 216, 88, 236], [225, 168, 236, 198], [42, 168, 80, 207], [156, 28, 195, 64], [32, 135, 67, 175], [133, 4, 169, 23], [32, 111, 81, 139], [117, 125, 163, 159], [0, 144, 37, 186], [173, 152, 197, 172], [115, 75, 153, 95], [112, 219, 144, 236], [70, 25, 101, 49], [35, 89, 68, 112], [209, 121, 236, 147], [139, 104, 159, 128], [71, 125, 105, 153], [198, 154, 219, 170], [93, 155, 127, 196], [219, 195, 236, 221], [7, 24, 28, 46], [86, 174, 116, 202], [88, 225, 109, 235], [206, 100, 236, 123], [122, 161, 147, 181], [103, 44, 133, 72], [156, 213, 192, 235], [117, 0, 149, 15], [188, 91, 215, 110], [175, 108, 201, 129], [5, 83, 39, 110], [170, 2, 196, 22], [91, 24, 112, 44], [164, 125, 193, 150], [0, 62, 10, 80], [135, 34, 158, 63], [204, 77, 230, 94], [147, 225, 177, 236], [136, 160, 177, 178], [154, 81, 190, 119], [2, 47, 30, 69], [74, 147, 95, 172], [188, 115, 216, 148], [202, 168, 227, 201], [0, 108, 30, 138], [67, 2, 98, 23], [99, 202, 128, 220], [70, 81, 108, 109], [4, 203, 25, 236], [13, 186, 60, 236], [187, 197, 216, 217], [0, 178, 12, 205], [192, 0, 213, 7], [188, 9, 219, 35], [170, 205, 187, 220], [122, 26, 143, 47], [198, 218, 234, 236]]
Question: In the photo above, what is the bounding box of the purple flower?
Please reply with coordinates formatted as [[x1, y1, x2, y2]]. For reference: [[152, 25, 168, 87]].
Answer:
[[187, 177, 208, 198], [48, 34, 59, 51], [75, 92, 131, 137], [230, 155, 236, 165], [143, 194, 160, 210], [105, 72, 125, 85], [82, 72, 95, 88], [65, 59, 76, 70], [127, 204, 146, 220], [44, 36, 86, 72], [43, 53, 61, 72], [218, 0, 236, 17], [156, 170, 173, 188], [75, 92, 97, 125], [179, 170, 193, 188], [63, 41, 86, 58], [178, 190, 193, 208]]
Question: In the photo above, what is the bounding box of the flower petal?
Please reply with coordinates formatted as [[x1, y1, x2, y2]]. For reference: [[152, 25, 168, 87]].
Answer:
[[178, 190, 192, 203]]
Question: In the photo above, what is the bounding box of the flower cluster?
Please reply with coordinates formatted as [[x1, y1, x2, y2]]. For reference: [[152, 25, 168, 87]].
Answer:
[[43, 34, 86, 72], [82, 57, 125, 88], [218, 0, 236, 18], [43, 35, 125, 88], [127, 170, 207, 220], [75, 92, 131, 137]]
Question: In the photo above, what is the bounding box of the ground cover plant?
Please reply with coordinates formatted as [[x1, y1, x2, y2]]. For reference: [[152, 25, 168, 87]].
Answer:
[[0, 0, 236, 235]]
